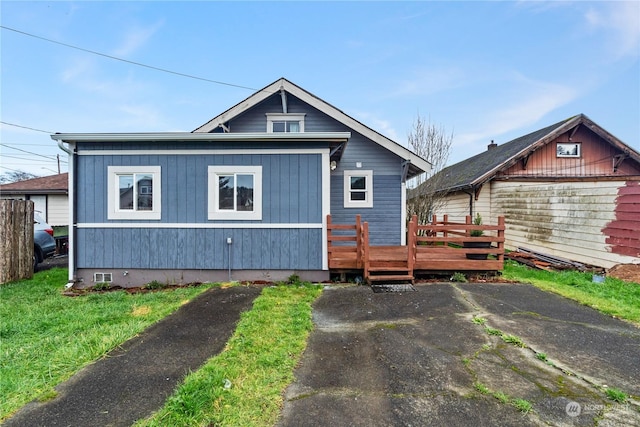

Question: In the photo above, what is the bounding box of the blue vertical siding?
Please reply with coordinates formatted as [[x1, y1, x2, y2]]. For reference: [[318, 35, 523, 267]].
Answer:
[[330, 174, 402, 246], [76, 153, 323, 224], [75, 148, 325, 272], [76, 228, 323, 270]]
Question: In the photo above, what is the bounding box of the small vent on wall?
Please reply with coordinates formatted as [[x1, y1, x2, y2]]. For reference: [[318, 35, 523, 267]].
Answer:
[[94, 272, 113, 283]]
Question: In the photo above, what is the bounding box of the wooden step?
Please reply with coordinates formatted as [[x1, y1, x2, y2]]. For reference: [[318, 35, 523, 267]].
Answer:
[[367, 275, 414, 282], [367, 266, 410, 272]]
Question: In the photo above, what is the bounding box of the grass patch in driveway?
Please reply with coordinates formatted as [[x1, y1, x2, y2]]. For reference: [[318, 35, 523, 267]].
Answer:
[[503, 261, 640, 324], [0, 268, 214, 421], [137, 283, 322, 427]]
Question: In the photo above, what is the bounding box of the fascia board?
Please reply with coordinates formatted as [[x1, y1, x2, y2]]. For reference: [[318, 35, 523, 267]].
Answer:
[[280, 80, 432, 174], [194, 82, 280, 133], [51, 132, 351, 143], [193, 78, 431, 174]]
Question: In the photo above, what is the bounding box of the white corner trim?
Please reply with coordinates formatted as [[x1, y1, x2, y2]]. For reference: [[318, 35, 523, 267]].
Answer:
[[321, 151, 330, 270]]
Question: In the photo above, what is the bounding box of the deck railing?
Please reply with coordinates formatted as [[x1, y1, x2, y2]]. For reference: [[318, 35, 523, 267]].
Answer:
[[327, 214, 506, 281], [412, 214, 505, 271], [327, 214, 363, 270]]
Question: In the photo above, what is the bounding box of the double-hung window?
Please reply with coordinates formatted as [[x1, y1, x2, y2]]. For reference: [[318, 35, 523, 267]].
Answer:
[[208, 166, 262, 220], [344, 170, 373, 208], [266, 113, 305, 133], [107, 166, 161, 220]]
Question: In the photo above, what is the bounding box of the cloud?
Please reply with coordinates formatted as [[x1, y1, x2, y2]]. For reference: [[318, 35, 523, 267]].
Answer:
[[116, 103, 162, 129], [60, 57, 95, 83], [584, 2, 640, 59], [112, 20, 164, 57], [453, 77, 578, 150], [352, 110, 400, 141], [389, 66, 466, 98]]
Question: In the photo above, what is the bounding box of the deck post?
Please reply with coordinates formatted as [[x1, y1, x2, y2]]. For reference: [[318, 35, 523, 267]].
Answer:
[[442, 214, 448, 239], [497, 216, 505, 263], [362, 221, 370, 282], [326, 214, 332, 268], [407, 215, 417, 275], [355, 215, 362, 269]]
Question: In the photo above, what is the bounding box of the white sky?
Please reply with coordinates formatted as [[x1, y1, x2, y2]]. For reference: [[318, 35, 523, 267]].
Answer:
[[1, 1, 639, 177]]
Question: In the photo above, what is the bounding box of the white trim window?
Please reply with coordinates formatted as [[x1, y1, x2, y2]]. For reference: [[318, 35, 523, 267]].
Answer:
[[344, 170, 373, 208], [107, 166, 161, 220], [266, 113, 305, 133], [208, 166, 262, 220]]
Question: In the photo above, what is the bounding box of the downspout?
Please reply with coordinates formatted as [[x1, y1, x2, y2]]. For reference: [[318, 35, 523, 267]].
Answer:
[[57, 139, 77, 286], [463, 187, 474, 217]]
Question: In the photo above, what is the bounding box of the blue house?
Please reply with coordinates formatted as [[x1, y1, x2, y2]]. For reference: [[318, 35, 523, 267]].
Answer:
[[52, 78, 430, 287]]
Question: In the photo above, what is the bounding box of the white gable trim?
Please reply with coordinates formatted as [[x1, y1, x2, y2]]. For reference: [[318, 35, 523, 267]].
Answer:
[[193, 78, 431, 175]]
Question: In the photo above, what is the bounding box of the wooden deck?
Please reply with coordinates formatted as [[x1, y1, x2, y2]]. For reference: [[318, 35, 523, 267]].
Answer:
[[327, 214, 505, 283]]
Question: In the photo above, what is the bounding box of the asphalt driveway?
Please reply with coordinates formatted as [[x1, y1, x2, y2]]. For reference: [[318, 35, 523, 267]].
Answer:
[[278, 282, 640, 427]]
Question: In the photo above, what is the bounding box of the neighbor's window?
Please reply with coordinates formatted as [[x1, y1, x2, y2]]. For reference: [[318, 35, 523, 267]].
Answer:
[[266, 113, 305, 133], [344, 170, 373, 208], [208, 166, 262, 220], [107, 166, 161, 220], [557, 142, 581, 158]]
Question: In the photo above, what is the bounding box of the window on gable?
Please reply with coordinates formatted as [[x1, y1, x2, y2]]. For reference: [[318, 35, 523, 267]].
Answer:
[[344, 170, 373, 208], [266, 113, 305, 133], [208, 166, 262, 220], [108, 166, 161, 220]]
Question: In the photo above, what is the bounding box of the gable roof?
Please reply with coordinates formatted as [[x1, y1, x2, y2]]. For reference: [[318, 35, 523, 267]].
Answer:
[[194, 77, 431, 179], [0, 173, 68, 195], [429, 114, 640, 193]]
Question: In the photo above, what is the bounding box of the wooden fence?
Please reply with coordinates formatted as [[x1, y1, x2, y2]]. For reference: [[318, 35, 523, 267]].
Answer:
[[0, 199, 34, 284]]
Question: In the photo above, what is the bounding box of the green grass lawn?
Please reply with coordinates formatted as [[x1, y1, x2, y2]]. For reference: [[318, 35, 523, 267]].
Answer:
[[0, 268, 215, 421], [502, 260, 640, 324]]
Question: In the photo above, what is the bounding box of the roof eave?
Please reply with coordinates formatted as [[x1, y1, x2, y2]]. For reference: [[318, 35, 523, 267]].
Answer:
[[193, 78, 432, 175], [51, 132, 352, 143], [0, 189, 68, 195]]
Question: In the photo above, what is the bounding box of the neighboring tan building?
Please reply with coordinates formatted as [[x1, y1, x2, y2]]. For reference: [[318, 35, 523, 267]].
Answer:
[[413, 114, 640, 269]]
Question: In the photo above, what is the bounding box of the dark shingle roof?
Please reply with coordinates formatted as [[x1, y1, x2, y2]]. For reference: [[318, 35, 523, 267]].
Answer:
[[0, 173, 68, 195], [425, 114, 639, 194]]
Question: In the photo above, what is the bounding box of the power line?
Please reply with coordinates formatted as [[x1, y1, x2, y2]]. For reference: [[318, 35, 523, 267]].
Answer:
[[1, 25, 267, 92], [1, 142, 60, 147], [0, 165, 25, 173], [0, 121, 54, 134], [0, 143, 65, 162], [1, 154, 64, 164]]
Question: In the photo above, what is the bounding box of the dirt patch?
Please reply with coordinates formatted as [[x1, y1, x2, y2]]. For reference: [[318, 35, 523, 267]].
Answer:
[[607, 264, 640, 284]]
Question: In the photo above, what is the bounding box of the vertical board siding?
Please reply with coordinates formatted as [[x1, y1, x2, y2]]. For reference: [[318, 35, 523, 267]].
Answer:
[[76, 228, 323, 270], [499, 128, 640, 178], [76, 153, 322, 224], [75, 149, 325, 272], [491, 180, 638, 268], [330, 174, 402, 245]]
